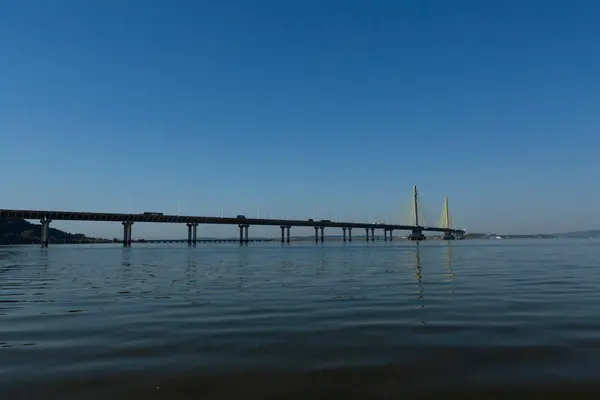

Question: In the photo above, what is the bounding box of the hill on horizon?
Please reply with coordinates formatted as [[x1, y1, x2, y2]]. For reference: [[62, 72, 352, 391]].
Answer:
[[0, 218, 97, 245]]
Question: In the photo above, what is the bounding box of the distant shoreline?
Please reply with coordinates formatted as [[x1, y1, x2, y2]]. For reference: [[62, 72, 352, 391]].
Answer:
[[3, 217, 599, 245]]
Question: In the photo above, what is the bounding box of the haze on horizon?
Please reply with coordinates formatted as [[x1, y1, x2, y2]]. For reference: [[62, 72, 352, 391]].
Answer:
[[1, 0, 599, 239]]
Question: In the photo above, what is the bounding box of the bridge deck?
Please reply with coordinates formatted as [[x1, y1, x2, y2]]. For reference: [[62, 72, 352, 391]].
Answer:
[[0, 209, 464, 234]]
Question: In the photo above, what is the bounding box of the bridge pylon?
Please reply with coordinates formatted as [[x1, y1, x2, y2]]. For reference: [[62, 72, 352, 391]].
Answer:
[[439, 196, 456, 240], [408, 185, 426, 241]]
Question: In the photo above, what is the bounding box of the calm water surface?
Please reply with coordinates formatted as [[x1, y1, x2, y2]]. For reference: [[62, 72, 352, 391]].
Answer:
[[2, 240, 600, 398]]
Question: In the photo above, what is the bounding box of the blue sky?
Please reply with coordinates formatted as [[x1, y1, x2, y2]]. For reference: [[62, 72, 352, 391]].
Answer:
[[1, 0, 599, 237]]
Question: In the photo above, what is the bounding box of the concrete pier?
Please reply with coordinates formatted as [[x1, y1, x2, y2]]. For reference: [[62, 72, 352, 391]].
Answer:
[[122, 221, 133, 247], [348, 227, 352, 242], [238, 224, 244, 245], [342, 227, 347, 242], [389, 229, 393, 241], [280, 225, 285, 243], [122, 222, 127, 247], [408, 228, 426, 241], [244, 225, 249, 244], [365, 228, 369, 241], [286, 226, 291, 243], [314, 226, 319, 243], [187, 223, 193, 246], [40, 218, 52, 248], [127, 222, 133, 247], [320, 226, 324, 242], [192, 223, 198, 246], [443, 231, 456, 240], [370, 227, 375, 241], [384, 229, 387, 241]]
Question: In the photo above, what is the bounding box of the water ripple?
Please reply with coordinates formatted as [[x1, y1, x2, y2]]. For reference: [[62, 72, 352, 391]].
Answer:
[[2, 240, 600, 398]]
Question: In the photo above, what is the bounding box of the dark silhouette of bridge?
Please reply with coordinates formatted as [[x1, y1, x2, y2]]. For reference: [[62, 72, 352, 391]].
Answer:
[[0, 185, 464, 247], [133, 238, 274, 244]]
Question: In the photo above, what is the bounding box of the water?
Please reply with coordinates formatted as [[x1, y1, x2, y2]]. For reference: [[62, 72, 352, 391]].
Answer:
[[2, 240, 600, 398]]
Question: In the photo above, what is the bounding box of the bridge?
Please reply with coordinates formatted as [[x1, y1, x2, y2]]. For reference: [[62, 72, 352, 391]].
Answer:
[[133, 238, 274, 244], [0, 185, 464, 247]]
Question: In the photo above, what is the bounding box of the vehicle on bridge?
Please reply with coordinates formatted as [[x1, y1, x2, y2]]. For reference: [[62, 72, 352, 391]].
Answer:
[[237, 215, 246, 219], [308, 218, 314, 222]]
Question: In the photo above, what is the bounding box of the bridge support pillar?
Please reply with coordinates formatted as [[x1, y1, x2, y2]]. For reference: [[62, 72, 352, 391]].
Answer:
[[384, 229, 387, 241], [371, 228, 375, 241], [128, 222, 133, 246], [244, 225, 249, 244], [192, 223, 198, 246], [314, 226, 319, 243], [187, 223, 193, 246], [389, 229, 393, 241], [342, 227, 347, 242], [40, 218, 52, 248], [408, 229, 426, 241], [286, 226, 291, 243], [348, 227, 352, 242], [365, 228, 369, 241], [122, 221, 133, 247], [443, 231, 456, 240], [238, 225, 244, 245], [122, 221, 128, 247], [320, 226, 324, 242], [280, 226, 285, 243]]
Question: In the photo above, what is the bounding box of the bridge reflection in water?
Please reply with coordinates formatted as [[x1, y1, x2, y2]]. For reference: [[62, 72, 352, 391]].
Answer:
[[408, 243, 457, 324]]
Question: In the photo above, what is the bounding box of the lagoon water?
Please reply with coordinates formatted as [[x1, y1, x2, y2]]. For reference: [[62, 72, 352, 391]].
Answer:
[[1, 240, 600, 399]]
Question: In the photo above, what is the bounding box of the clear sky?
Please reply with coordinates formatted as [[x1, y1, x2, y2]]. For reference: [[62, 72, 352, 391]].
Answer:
[[1, 0, 599, 238]]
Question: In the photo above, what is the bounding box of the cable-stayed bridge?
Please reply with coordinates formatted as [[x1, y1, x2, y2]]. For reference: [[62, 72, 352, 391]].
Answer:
[[0, 185, 465, 247]]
